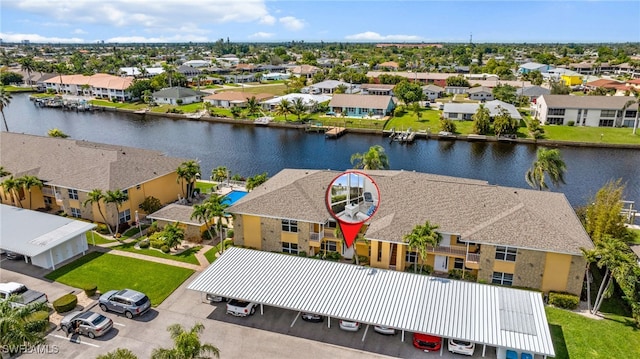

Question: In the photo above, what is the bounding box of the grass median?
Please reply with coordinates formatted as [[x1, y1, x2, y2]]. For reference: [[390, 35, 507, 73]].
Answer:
[[45, 252, 194, 306]]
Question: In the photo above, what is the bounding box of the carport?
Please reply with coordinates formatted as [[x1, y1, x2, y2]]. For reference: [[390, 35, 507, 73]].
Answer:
[[188, 247, 555, 358], [0, 204, 96, 269]]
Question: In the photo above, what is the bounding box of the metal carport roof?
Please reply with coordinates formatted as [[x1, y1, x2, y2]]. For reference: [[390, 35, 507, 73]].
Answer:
[[188, 247, 555, 357]]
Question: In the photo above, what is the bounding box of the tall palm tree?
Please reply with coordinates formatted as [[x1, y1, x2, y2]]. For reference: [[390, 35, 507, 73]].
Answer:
[[176, 160, 201, 200], [622, 97, 639, 135], [206, 194, 230, 251], [471, 104, 491, 135], [104, 189, 129, 236], [246, 173, 268, 191], [54, 63, 68, 94], [151, 322, 220, 359], [19, 175, 43, 209], [525, 148, 567, 190], [162, 63, 177, 88], [19, 56, 36, 89], [191, 202, 216, 242], [292, 97, 307, 121], [403, 221, 442, 273], [246, 96, 260, 117], [0, 87, 12, 131], [275, 98, 292, 121], [2, 176, 23, 207], [211, 166, 229, 183], [0, 298, 50, 355], [350, 145, 390, 170], [83, 189, 112, 235]]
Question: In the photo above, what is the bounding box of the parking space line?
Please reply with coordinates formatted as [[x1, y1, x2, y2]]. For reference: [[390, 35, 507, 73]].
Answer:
[[48, 334, 100, 348], [361, 324, 370, 342], [114, 322, 126, 327], [290, 312, 300, 327]]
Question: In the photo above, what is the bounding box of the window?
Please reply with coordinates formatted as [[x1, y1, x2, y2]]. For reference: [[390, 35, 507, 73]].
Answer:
[[119, 209, 131, 224], [122, 189, 129, 196], [624, 110, 637, 118], [282, 242, 298, 255], [68, 189, 79, 200], [406, 251, 418, 264], [321, 241, 337, 252], [546, 117, 564, 125], [70, 207, 81, 218], [548, 108, 565, 116], [454, 258, 465, 269], [281, 219, 298, 232], [599, 119, 614, 127], [492, 272, 514, 286], [495, 246, 517, 261], [600, 110, 616, 117]]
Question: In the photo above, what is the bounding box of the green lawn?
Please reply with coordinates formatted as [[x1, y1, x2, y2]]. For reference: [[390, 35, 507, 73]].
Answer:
[[546, 307, 640, 359], [1, 85, 35, 93], [204, 247, 219, 263], [45, 252, 194, 306], [113, 241, 202, 265], [85, 231, 117, 245], [542, 125, 640, 145], [196, 181, 217, 193], [385, 108, 441, 131]]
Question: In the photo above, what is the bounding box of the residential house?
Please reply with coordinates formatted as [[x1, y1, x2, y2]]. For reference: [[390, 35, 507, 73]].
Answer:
[[261, 72, 290, 81], [535, 95, 638, 127], [445, 86, 469, 95], [152, 86, 207, 105], [360, 84, 395, 96], [262, 93, 331, 112], [0, 132, 187, 229], [616, 63, 640, 78], [235, 63, 258, 72], [119, 67, 164, 78], [366, 71, 456, 87], [43, 73, 134, 101], [518, 62, 554, 74], [516, 85, 550, 103], [467, 86, 494, 101], [569, 62, 596, 75], [183, 60, 211, 68], [290, 65, 320, 79], [561, 73, 584, 86], [222, 73, 255, 83], [203, 91, 273, 108], [305, 80, 359, 94], [375, 61, 400, 71], [227, 169, 593, 296], [177, 65, 201, 78], [443, 100, 522, 121], [328, 94, 395, 118], [422, 84, 444, 101], [147, 204, 213, 242]]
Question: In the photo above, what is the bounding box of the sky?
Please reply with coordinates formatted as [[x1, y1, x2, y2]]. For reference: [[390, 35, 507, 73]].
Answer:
[[1, 0, 639, 44]]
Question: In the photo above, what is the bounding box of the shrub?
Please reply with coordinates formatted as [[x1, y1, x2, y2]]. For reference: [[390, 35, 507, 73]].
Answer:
[[324, 251, 341, 261], [53, 294, 78, 313], [567, 120, 575, 126], [117, 222, 131, 234], [448, 269, 464, 279], [139, 196, 162, 214], [147, 221, 159, 235], [439, 118, 457, 133], [96, 223, 110, 235], [161, 245, 170, 253], [548, 292, 579, 309], [298, 251, 307, 257], [83, 284, 98, 297], [24, 310, 50, 333], [138, 238, 150, 248], [226, 229, 234, 238]]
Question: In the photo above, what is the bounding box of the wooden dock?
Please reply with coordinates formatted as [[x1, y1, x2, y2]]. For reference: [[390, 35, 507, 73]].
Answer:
[[325, 127, 346, 138]]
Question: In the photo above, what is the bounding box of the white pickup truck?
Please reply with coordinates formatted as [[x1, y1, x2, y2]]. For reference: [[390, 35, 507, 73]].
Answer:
[[0, 282, 48, 308], [226, 299, 257, 317]]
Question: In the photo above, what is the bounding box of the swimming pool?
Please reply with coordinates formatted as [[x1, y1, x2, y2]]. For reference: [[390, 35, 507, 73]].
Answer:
[[223, 190, 248, 205]]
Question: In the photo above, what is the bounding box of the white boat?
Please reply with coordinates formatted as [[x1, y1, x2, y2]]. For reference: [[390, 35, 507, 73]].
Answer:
[[254, 116, 273, 125]]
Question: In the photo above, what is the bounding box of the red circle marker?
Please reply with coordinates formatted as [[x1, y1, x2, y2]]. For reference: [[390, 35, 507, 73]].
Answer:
[[325, 171, 380, 248]]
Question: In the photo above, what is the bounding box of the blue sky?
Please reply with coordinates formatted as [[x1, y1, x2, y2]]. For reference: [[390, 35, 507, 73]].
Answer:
[[1, 1, 638, 44]]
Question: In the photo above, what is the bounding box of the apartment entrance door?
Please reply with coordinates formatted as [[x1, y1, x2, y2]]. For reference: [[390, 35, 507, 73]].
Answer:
[[434, 255, 449, 272]]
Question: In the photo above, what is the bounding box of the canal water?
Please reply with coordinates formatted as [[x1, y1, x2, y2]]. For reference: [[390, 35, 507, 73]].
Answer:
[[4, 93, 640, 208]]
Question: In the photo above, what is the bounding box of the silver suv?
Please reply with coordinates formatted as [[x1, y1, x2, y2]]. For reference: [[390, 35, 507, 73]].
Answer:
[[98, 289, 150, 319]]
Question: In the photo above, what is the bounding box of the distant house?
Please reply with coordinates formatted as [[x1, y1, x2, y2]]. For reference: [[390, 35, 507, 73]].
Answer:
[[518, 62, 554, 74], [329, 94, 395, 118], [534, 95, 638, 127], [516, 86, 550, 103], [152, 86, 207, 105], [261, 72, 290, 81], [422, 84, 444, 101], [305, 80, 359, 94], [203, 91, 273, 108], [375, 61, 400, 71], [445, 86, 469, 95], [467, 86, 494, 101], [43, 73, 134, 101], [177, 65, 201, 77], [360, 84, 395, 96], [443, 100, 522, 121], [262, 93, 331, 111], [290, 65, 320, 79], [235, 63, 257, 72], [561, 73, 583, 86], [119, 67, 164, 78], [183, 60, 211, 68]]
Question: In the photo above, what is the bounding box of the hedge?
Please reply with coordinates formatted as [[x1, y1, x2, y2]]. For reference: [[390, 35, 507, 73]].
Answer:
[[549, 291, 579, 310], [83, 284, 98, 297], [52, 294, 78, 313]]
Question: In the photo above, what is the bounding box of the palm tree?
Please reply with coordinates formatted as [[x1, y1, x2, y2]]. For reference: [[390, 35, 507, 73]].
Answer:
[[207, 194, 230, 250], [176, 160, 201, 200], [163, 222, 184, 250], [191, 203, 216, 242], [162, 63, 177, 88], [19, 56, 36, 89], [19, 175, 43, 209], [2, 176, 23, 207], [275, 98, 292, 121], [211, 166, 229, 183], [97, 348, 138, 359], [0, 298, 50, 356], [622, 97, 639, 135], [292, 97, 307, 121], [0, 87, 12, 131], [54, 63, 68, 94], [47, 128, 69, 138], [104, 189, 129, 236], [83, 189, 112, 235], [246, 96, 260, 117], [246, 173, 269, 191], [525, 148, 567, 190], [403, 221, 442, 273], [471, 104, 491, 135], [350, 145, 390, 170], [151, 322, 220, 359]]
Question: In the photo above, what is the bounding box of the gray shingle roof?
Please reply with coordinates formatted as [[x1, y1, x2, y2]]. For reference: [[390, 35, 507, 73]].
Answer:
[[228, 169, 593, 255], [539, 95, 638, 110], [147, 203, 204, 225], [152, 86, 206, 99], [517, 86, 550, 97], [0, 133, 188, 192], [329, 94, 393, 109]]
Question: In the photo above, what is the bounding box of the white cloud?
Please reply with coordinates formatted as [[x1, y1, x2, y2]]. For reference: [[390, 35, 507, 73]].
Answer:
[[249, 32, 274, 39], [107, 34, 210, 43], [0, 32, 85, 44], [345, 31, 423, 41], [72, 29, 87, 35], [279, 16, 304, 31], [260, 15, 276, 25]]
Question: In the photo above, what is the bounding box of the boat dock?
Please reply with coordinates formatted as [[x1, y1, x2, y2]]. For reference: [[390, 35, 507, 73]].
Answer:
[[305, 123, 327, 133], [387, 128, 416, 143], [325, 127, 346, 138]]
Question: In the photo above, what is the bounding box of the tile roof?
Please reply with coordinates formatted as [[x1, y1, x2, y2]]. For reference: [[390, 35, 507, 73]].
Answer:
[[585, 79, 623, 88], [360, 83, 395, 90], [539, 95, 638, 110], [228, 169, 593, 255], [443, 100, 522, 120], [44, 73, 134, 90], [329, 94, 393, 109], [0, 133, 188, 192], [291, 65, 319, 75]]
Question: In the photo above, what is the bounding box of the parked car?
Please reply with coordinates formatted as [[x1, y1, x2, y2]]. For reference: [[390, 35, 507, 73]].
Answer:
[[0, 282, 47, 309], [206, 294, 227, 303], [60, 311, 113, 339], [5, 251, 24, 260], [413, 333, 442, 352], [339, 320, 361, 332], [448, 338, 475, 355], [226, 299, 257, 317], [99, 289, 151, 319], [374, 325, 396, 335], [301, 312, 323, 323]]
